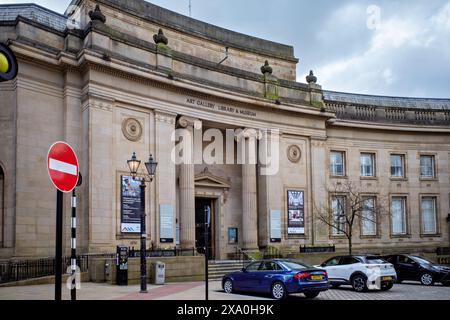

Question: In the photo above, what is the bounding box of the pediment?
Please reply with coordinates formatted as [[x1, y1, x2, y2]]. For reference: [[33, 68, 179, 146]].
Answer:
[[194, 168, 231, 189]]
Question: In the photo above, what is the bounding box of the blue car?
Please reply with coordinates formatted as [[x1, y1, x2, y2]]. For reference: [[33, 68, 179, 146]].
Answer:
[[222, 259, 329, 300]]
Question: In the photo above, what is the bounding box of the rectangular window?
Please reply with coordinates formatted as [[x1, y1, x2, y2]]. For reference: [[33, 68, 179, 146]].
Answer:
[[420, 155, 435, 178], [390, 154, 405, 178], [331, 196, 346, 235], [362, 197, 377, 236], [391, 197, 407, 235], [330, 151, 345, 176], [360, 153, 375, 177], [421, 197, 437, 235]]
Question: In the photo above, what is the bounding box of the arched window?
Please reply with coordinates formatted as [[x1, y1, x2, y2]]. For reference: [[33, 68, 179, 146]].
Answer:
[[0, 166, 4, 248]]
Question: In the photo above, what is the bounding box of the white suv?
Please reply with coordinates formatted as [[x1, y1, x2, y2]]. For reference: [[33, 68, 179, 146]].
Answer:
[[318, 255, 397, 292]]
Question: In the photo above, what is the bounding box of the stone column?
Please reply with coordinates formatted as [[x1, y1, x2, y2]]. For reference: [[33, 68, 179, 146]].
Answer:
[[240, 129, 259, 250], [177, 116, 201, 249], [155, 110, 177, 248]]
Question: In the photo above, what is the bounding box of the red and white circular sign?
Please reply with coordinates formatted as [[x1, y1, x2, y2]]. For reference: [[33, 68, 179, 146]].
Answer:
[[47, 141, 79, 193]]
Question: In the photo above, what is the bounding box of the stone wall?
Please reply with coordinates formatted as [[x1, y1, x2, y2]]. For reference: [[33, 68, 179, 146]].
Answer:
[[90, 256, 205, 284]]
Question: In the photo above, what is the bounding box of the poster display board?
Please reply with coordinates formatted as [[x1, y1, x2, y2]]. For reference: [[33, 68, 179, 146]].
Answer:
[[270, 210, 281, 242], [160, 204, 174, 243], [287, 190, 305, 235], [120, 175, 141, 233]]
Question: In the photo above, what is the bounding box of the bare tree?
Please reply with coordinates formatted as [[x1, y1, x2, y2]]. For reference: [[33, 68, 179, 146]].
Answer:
[[314, 181, 389, 255]]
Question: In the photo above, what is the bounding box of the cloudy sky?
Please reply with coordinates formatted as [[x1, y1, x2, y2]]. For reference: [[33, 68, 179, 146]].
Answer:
[[1, 0, 449, 98]]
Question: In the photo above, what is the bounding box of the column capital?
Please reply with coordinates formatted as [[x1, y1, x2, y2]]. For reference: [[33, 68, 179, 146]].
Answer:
[[155, 109, 177, 124], [178, 116, 202, 130], [235, 128, 262, 142]]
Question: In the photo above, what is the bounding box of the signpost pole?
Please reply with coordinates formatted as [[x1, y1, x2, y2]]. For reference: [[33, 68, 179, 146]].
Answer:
[[70, 188, 77, 301], [139, 178, 147, 293], [55, 190, 63, 301], [204, 205, 209, 301], [47, 141, 80, 301]]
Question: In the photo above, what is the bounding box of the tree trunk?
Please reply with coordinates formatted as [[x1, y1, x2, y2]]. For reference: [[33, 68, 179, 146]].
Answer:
[[348, 235, 352, 255]]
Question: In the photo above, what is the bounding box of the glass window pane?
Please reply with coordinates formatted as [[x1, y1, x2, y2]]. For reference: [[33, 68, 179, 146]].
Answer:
[[390, 155, 404, 177], [362, 197, 376, 236], [330, 152, 344, 176], [420, 156, 434, 178], [421, 197, 437, 234], [391, 197, 406, 235], [360, 154, 374, 177], [331, 196, 346, 235]]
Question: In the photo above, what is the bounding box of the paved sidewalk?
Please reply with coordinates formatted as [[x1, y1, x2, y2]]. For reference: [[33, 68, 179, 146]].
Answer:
[[0, 280, 449, 300]]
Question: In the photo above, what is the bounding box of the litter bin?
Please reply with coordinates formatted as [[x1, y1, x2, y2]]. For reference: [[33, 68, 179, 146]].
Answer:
[[152, 261, 165, 285]]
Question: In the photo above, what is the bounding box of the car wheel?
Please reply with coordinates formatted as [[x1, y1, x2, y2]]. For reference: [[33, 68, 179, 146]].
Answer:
[[381, 282, 394, 291], [331, 284, 341, 289], [351, 275, 368, 292], [420, 273, 435, 286], [223, 279, 234, 294], [304, 291, 320, 299], [271, 282, 287, 300]]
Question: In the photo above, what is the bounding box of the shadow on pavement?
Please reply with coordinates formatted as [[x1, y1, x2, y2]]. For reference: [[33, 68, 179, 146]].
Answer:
[[213, 289, 323, 300]]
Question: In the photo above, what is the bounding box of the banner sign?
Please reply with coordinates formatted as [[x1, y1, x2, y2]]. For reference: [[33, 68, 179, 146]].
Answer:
[[270, 210, 281, 242], [120, 175, 141, 233], [287, 190, 305, 235], [160, 204, 174, 243]]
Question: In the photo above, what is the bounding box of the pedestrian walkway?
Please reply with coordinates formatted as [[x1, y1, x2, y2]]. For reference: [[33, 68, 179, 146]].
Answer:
[[0, 281, 449, 300]]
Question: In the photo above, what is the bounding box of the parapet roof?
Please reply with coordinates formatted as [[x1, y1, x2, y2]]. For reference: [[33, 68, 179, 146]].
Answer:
[[0, 3, 67, 32], [70, 0, 298, 62], [324, 91, 450, 110]]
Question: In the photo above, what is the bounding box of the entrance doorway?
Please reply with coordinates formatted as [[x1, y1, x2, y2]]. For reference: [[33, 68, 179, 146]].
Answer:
[[195, 198, 215, 260]]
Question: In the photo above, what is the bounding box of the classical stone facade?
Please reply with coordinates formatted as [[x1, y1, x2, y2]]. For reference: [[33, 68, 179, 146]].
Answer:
[[0, 0, 449, 259]]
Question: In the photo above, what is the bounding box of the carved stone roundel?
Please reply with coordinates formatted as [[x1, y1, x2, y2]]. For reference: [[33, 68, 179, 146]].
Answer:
[[122, 118, 143, 142], [287, 145, 301, 163]]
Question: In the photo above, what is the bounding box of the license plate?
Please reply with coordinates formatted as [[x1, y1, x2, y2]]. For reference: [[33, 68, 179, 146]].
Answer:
[[382, 276, 392, 281], [311, 275, 323, 280]]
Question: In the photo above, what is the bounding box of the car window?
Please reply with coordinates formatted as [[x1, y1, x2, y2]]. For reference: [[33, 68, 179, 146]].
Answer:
[[280, 261, 307, 270], [383, 256, 396, 264], [245, 262, 261, 271], [411, 256, 434, 265], [398, 256, 414, 264], [340, 257, 360, 265], [365, 258, 387, 264], [259, 262, 283, 271], [323, 257, 341, 266]]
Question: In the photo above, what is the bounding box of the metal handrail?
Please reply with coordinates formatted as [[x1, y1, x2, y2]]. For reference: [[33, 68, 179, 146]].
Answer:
[[235, 247, 254, 269]]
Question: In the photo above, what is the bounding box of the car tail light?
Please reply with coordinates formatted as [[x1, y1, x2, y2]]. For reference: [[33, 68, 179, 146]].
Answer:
[[294, 272, 311, 279]]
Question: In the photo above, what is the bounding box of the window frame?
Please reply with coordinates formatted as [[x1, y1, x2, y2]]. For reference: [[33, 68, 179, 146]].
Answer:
[[419, 195, 439, 236], [419, 154, 436, 180], [360, 195, 378, 238], [390, 195, 409, 237], [330, 194, 347, 237], [330, 150, 346, 177], [390, 153, 406, 180], [360, 153, 376, 178]]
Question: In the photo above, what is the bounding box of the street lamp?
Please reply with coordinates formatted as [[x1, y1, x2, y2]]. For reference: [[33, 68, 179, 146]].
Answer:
[[127, 152, 158, 293]]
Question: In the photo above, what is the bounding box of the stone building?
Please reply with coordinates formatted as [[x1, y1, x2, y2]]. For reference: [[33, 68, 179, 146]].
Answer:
[[0, 0, 449, 259]]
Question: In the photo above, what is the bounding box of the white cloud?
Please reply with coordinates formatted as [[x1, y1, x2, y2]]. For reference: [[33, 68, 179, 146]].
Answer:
[[308, 1, 450, 97]]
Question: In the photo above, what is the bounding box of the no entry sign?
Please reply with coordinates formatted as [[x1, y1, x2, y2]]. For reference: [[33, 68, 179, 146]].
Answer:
[[47, 141, 79, 193]]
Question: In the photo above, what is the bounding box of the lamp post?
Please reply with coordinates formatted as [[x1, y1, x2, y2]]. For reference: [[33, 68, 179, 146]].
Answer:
[[127, 152, 158, 293]]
